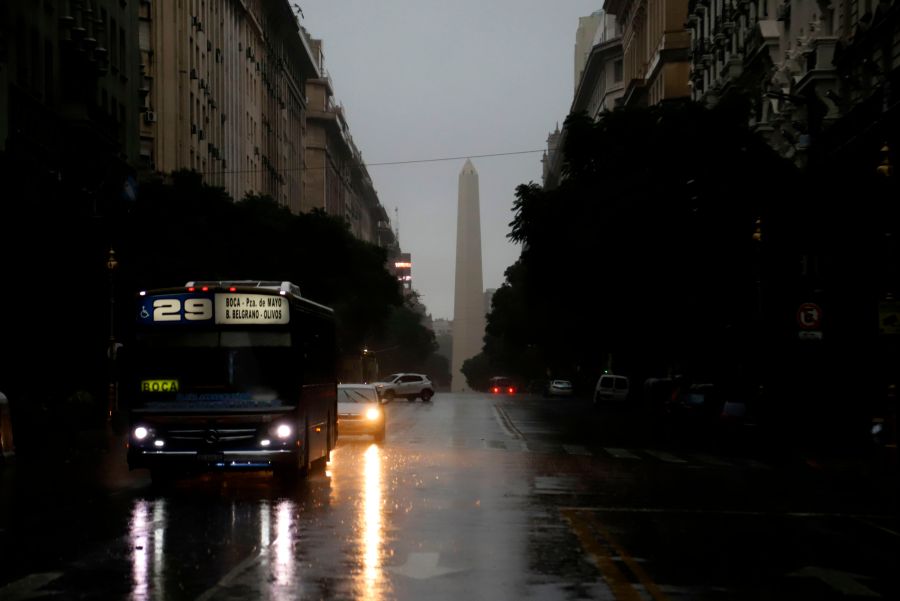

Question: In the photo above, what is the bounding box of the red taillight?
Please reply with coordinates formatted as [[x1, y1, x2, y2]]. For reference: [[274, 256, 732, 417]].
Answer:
[[492, 387, 499, 393], [229, 287, 237, 292], [508, 387, 515, 394], [201, 286, 209, 292], [187, 287, 195, 292]]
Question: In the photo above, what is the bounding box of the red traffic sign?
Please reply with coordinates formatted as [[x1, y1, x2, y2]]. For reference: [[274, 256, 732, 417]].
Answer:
[[797, 303, 823, 330]]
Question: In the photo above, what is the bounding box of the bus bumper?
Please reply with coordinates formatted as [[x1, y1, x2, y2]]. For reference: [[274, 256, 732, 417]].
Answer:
[[128, 447, 300, 471]]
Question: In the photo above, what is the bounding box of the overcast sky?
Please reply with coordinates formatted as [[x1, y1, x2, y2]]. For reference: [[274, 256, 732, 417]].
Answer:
[[302, 1, 600, 320]]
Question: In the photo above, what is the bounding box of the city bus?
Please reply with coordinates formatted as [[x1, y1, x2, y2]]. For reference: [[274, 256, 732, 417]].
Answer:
[[125, 281, 337, 482]]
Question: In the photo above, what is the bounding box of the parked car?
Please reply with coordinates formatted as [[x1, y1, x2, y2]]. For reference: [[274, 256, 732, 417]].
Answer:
[[594, 374, 630, 403], [488, 376, 518, 394], [545, 380, 573, 397], [667, 383, 726, 437], [337, 384, 385, 442], [373, 373, 435, 402], [643, 377, 675, 416]]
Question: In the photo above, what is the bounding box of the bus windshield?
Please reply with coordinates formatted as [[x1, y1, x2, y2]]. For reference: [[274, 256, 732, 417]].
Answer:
[[130, 330, 297, 410]]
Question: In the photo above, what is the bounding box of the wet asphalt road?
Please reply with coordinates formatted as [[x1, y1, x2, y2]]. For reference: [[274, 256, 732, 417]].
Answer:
[[0, 392, 897, 600]]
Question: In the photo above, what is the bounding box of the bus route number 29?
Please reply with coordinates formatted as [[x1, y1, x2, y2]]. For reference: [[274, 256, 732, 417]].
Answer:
[[153, 298, 213, 322]]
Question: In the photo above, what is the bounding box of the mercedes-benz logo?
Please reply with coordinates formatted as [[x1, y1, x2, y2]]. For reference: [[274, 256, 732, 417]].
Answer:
[[204, 429, 219, 445]]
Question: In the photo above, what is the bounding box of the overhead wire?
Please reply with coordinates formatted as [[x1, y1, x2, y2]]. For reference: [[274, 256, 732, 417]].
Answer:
[[198, 148, 547, 177]]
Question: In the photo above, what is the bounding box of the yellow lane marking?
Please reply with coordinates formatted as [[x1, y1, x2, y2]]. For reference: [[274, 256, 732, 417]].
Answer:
[[562, 509, 643, 601], [562, 508, 671, 601]]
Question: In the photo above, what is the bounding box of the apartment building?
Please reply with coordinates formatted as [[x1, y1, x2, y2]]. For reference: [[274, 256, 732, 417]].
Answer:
[[543, 9, 625, 188], [604, 0, 692, 107], [1, 0, 141, 198], [303, 38, 393, 245], [138, 0, 317, 212]]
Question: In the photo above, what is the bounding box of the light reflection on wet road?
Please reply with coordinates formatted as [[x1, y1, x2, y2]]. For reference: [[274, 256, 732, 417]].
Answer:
[[360, 444, 384, 600], [1, 392, 898, 600]]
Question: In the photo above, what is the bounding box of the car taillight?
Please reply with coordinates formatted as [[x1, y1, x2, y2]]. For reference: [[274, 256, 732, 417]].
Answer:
[[492, 387, 499, 393], [508, 387, 515, 394]]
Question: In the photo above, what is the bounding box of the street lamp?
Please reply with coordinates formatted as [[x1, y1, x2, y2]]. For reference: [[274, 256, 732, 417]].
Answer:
[[877, 143, 893, 178], [106, 248, 119, 418]]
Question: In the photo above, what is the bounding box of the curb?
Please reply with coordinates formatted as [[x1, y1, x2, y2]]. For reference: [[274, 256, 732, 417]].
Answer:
[[0, 392, 15, 462]]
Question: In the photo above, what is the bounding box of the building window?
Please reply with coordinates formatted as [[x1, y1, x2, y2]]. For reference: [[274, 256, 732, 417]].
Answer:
[[30, 28, 41, 96], [110, 18, 118, 70], [613, 59, 623, 82], [44, 39, 53, 103], [119, 27, 126, 73]]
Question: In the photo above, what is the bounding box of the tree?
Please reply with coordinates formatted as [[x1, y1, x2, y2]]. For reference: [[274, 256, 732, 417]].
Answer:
[[491, 100, 796, 393]]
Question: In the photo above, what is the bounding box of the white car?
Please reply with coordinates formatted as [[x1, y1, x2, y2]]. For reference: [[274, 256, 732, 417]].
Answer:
[[546, 380, 573, 397], [373, 373, 435, 402], [594, 374, 629, 403], [337, 384, 385, 441]]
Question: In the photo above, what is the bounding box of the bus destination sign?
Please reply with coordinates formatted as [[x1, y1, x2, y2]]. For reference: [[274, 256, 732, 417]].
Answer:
[[215, 293, 289, 325], [138, 293, 290, 325]]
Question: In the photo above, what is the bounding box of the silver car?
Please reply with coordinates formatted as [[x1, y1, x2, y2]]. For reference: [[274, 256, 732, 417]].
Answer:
[[546, 380, 574, 397]]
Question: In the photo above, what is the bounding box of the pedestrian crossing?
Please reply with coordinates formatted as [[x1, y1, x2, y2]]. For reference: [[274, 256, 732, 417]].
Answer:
[[394, 435, 771, 470]]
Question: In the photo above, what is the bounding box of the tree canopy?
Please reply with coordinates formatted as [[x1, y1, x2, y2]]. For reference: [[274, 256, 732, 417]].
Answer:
[[475, 100, 797, 393]]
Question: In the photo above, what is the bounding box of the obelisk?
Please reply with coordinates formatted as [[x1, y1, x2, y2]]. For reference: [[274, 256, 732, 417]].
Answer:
[[451, 159, 485, 392]]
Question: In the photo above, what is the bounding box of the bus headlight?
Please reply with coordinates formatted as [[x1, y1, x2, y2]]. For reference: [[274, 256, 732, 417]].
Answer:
[[133, 426, 150, 440], [366, 408, 380, 421], [275, 424, 292, 439]]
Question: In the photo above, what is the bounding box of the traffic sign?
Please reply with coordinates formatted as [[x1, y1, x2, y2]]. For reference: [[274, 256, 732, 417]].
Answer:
[[797, 303, 823, 330]]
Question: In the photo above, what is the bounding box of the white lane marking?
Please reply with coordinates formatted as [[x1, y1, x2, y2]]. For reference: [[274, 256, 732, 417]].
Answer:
[[852, 516, 900, 538], [195, 530, 293, 601], [388, 552, 463, 580], [195, 546, 268, 601], [788, 566, 880, 597], [559, 506, 897, 520], [642, 449, 687, 463], [0, 573, 63, 601], [534, 476, 579, 494], [604, 448, 640, 459], [524, 441, 558, 454], [563, 445, 592, 456], [689, 453, 734, 467], [483, 439, 508, 451]]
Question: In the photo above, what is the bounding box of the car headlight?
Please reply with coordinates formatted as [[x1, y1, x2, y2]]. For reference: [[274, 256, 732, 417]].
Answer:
[[133, 426, 150, 440], [366, 407, 381, 421], [275, 424, 292, 439]]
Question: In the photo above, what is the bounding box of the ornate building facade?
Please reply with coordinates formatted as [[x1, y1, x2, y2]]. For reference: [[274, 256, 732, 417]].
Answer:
[[686, 0, 899, 166], [603, 0, 692, 107]]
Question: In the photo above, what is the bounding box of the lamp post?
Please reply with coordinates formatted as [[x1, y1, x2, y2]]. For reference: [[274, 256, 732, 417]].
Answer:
[[360, 347, 369, 382], [106, 248, 119, 419]]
